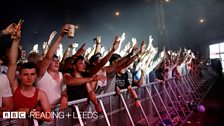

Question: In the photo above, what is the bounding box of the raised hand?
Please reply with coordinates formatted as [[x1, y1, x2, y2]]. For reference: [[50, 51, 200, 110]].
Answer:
[[61, 24, 72, 36], [11, 27, 21, 40], [147, 35, 153, 51], [130, 44, 138, 55], [79, 43, 86, 54], [139, 41, 146, 55], [160, 50, 165, 58], [124, 41, 131, 51], [75, 43, 86, 56], [2, 23, 16, 35], [149, 35, 153, 45], [120, 33, 126, 43], [42, 41, 48, 49], [131, 38, 137, 48], [31, 44, 39, 53], [96, 36, 102, 44], [112, 36, 120, 51], [47, 31, 57, 45], [70, 43, 79, 48]]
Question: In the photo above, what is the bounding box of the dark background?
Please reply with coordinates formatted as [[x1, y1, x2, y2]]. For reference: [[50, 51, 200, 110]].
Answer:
[[1, 0, 224, 57]]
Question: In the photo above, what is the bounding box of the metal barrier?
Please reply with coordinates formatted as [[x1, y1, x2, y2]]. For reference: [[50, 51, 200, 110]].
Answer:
[[0, 73, 215, 126]]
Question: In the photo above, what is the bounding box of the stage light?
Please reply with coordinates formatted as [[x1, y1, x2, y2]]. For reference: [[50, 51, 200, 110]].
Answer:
[[199, 18, 205, 23], [115, 11, 120, 16], [165, 0, 170, 2], [75, 25, 79, 29]]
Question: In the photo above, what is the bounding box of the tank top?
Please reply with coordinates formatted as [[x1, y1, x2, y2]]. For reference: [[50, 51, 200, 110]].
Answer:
[[67, 72, 88, 101], [13, 87, 39, 110], [37, 71, 65, 106]]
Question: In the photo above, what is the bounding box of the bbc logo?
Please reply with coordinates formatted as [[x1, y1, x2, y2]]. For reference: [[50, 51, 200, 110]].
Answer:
[[3, 112, 26, 119]]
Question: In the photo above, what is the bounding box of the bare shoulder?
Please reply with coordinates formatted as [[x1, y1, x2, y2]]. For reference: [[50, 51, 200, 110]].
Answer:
[[11, 79, 19, 93], [38, 89, 47, 98]]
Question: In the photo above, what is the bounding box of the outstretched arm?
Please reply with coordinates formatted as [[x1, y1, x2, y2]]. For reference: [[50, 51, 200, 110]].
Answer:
[[0, 23, 17, 37], [105, 44, 138, 73], [38, 24, 70, 78], [72, 43, 86, 58], [94, 36, 102, 54], [60, 44, 74, 65], [116, 41, 145, 72], [63, 73, 107, 86], [43, 31, 57, 56], [90, 36, 120, 76], [7, 27, 21, 92]]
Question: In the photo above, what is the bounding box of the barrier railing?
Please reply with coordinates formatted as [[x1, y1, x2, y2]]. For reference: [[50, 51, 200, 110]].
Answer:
[[0, 72, 215, 126]]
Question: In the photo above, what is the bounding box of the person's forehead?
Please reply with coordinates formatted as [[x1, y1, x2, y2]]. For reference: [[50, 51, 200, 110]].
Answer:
[[77, 59, 85, 63], [73, 59, 84, 65], [20, 68, 37, 73]]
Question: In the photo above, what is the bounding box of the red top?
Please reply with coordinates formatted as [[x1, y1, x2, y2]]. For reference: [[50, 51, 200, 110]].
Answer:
[[13, 87, 39, 110]]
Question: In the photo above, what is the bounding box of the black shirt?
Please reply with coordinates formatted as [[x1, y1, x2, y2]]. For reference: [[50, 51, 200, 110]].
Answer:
[[66, 72, 89, 101], [115, 72, 130, 89], [155, 67, 164, 80]]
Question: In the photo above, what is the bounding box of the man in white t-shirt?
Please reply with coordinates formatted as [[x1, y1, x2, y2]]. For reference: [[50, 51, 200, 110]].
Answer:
[[0, 56, 8, 74], [0, 74, 13, 117], [37, 24, 71, 111]]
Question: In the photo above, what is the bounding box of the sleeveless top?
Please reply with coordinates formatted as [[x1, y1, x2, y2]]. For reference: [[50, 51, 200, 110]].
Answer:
[[37, 71, 66, 106], [13, 87, 39, 110], [67, 72, 88, 101]]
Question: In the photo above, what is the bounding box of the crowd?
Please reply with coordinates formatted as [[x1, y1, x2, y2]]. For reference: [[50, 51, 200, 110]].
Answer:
[[0, 22, 202, 126]]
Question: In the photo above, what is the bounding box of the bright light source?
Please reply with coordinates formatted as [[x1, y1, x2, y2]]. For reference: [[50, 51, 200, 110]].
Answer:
[[165, 0, 170, 2], [75, 25, 79, 29], [200, 19, 204, 23], [199, 18, 205, 23], [115, 11, 120, 16]]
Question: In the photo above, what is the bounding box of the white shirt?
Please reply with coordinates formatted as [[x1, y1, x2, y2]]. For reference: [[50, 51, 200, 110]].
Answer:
[[167, 66, 173, 79], [37, 71, 66, 106], [177, 64, 183, 76], [0, 74, 12, 107], [104, 72, 116, 93], [95, 69, 107, 95], [0, 65, 8, 74]]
